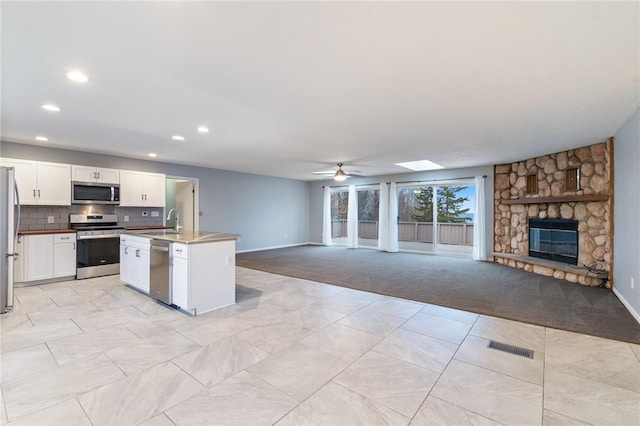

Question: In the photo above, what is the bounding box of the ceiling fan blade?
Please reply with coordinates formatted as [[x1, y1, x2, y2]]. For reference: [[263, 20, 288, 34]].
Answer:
[[345, 173, 364, 178], [312, 171, 336, 175]]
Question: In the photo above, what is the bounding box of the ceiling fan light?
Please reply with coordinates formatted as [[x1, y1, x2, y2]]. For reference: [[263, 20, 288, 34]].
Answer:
[[334, 170, 347, 181]]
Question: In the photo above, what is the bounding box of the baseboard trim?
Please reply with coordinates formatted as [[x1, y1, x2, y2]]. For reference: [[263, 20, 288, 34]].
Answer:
[[613, 287, 640, 325], [236, 242, 314, 254]]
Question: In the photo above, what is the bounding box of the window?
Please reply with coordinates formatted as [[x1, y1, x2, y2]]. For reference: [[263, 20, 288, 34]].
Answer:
[[526, 174, 538, 194], [330, 190, 348, 240], [565, 168, 580, 191], [357, 189, 379, 247]]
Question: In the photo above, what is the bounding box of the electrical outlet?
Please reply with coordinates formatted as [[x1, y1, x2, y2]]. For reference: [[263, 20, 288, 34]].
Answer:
[[47, 216, 54, 224], [631, 277, 635, 290], [151, 211, 159, 217], [141, 211, 149, 217], [124, 215, 129, 222]]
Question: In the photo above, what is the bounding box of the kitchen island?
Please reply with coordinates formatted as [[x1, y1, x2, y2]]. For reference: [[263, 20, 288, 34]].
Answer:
[[120, 230, 239, 315]]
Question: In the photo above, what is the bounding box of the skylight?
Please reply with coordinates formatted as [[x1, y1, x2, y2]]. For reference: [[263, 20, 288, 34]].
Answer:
[[395, 159, 444, 171]]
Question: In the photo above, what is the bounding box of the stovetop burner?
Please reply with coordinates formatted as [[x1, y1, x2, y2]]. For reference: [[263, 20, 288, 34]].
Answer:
[[70, 214, 125, 233]]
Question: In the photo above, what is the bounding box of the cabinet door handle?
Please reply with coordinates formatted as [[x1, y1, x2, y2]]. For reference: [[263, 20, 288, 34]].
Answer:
[[73, 243, 76, 250], [135, 249, 140, 258], [141, 194, 144, 201], [38, 189, 41, 198], [60, 236, 70, 240], [97, 172, 101, 179], [33, 189, 36, 197], [125, 247, 128, 254]]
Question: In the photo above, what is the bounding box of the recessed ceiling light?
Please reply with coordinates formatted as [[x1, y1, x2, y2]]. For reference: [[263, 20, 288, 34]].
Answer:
[[41, 104, 61, 112], [35, 136, 48, 142], [197, 126, 209, 133], [395, 159, 444, 171], [66, 70, 89, 83], [148, 153, 157, 158], [171, 135, 185, 141]]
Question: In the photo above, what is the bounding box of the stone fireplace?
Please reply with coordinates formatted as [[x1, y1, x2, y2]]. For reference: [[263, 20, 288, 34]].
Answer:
[[493, 138, 613, 287]]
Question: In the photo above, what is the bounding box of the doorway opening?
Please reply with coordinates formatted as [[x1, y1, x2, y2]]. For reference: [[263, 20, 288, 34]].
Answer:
[[165, 177, 199, 232]]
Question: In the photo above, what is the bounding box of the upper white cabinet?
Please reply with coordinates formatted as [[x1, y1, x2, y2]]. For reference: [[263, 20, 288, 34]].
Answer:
[[72, 165, 119, 184], [1, 158, 71, 205], [119, 170, 165, 207]]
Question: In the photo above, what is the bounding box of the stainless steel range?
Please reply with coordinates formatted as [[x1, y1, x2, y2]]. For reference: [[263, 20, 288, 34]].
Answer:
[[70, 214, 125, 279]]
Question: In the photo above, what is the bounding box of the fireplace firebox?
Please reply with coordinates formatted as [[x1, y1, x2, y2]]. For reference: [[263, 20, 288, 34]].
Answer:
[[528, 219, 578, 265]]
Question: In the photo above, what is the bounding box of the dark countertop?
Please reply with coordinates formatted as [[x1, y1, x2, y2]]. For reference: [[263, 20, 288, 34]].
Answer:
[[18, 229, 76, 235]]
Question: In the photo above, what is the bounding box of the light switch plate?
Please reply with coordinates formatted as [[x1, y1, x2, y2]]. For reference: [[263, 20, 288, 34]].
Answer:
[[124, 215, 129, 222], [141, 211, 149, 217], [47, 216, 54, 224], [151, 211, 160, 217]]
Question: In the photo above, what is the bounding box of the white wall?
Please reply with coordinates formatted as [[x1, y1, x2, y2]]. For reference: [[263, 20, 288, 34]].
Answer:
[[613, 107, 640, 321], [307, 165, 494, 256], [0, 141, 310, 252]]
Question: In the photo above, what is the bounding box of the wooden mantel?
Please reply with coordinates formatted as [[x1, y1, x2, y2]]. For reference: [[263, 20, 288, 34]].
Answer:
[[501, 194, 609, 205]]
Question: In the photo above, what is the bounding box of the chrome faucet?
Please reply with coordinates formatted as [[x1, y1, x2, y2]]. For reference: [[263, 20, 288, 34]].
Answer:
[[166, 208, 183, 233]]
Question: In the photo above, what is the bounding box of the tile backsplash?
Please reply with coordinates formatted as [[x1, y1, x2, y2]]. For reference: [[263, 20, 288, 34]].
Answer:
[[19, 205, 164, 230]]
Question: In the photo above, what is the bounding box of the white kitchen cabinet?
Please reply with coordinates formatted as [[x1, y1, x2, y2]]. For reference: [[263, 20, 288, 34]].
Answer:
[[170, 240, 235, 314], [171, 244, 189, 309], [119, 235, 150, 293], [26, 234, 54, 281], [53, 233, 76, 278], [72, 165, 119, 184], [119, 243, 131, 284], [15, 233, 77, 283], [0, 158, 71, 205], [119, 170, 166, 207]]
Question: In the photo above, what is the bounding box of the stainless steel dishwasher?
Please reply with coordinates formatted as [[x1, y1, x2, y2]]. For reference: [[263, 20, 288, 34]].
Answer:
[[149, 240, 172, 305]]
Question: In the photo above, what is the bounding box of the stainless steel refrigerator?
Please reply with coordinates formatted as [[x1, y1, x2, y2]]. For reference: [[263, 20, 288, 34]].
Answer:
[[1, 166, 20, 314]]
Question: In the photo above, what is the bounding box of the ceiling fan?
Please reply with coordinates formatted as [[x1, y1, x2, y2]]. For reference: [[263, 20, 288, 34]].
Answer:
[[312, 163, 363, 181]]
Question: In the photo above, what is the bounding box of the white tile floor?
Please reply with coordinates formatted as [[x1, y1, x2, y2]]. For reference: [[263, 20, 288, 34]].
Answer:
[[1, 267, 639, 425]]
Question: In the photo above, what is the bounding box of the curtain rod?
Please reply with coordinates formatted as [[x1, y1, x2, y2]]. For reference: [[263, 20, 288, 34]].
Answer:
[[322, 175, 486, 188], [388, 175, 487, 185]]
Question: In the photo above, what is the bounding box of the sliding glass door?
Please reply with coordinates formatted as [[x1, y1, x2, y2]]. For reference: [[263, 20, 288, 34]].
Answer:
[[396, 181, 475, 257], [330, 189, 348, 245], [357, 188, 379, 248]]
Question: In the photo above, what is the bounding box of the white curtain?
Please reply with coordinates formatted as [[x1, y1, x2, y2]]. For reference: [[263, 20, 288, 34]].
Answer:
[[346, 185, 359, 248], [322, 186, 332, 246], [473, 176, 487, 260], [377, 182, 390, 251], [388, 182, 399, 252]]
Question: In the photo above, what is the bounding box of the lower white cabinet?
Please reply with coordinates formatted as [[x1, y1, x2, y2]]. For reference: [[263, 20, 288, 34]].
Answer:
[[171, 240, 235, 314], [25, 234, 53, 281], [15, 233, 76, 283], [119, 235, 151, 293], [54, 234, 77, 278]]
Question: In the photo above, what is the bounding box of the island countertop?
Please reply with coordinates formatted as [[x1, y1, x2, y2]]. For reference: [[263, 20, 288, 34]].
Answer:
[[124, 230, 240, 244]]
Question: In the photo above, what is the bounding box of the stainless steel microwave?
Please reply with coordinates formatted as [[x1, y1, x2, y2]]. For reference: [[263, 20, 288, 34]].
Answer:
[[72, 181, 120, 205]]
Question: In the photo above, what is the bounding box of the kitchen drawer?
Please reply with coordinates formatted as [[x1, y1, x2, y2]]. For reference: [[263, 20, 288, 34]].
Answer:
[[172, 243, 188, 259], [53, 233, 76, 243], [121, 235, 150, 249]]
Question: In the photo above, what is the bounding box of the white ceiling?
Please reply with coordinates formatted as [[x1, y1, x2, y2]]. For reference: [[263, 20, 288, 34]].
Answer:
[[2, 1, 638, 181]]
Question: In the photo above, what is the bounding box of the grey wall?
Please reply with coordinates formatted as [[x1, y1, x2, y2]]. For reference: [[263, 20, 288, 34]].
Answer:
[[307, 165, 494, 256], [613, 107, 640, 319], [0, 141, 310, 251]]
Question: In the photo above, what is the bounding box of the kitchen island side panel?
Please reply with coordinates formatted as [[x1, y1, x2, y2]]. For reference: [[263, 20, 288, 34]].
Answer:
[[189, 239, 236, 314]]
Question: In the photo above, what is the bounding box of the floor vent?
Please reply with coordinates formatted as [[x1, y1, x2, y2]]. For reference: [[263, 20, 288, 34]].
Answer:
[[487, 340, 534, 359]]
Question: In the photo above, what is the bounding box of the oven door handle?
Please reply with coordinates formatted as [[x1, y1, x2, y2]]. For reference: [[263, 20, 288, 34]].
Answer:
[[77, 234, 121, 240]]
